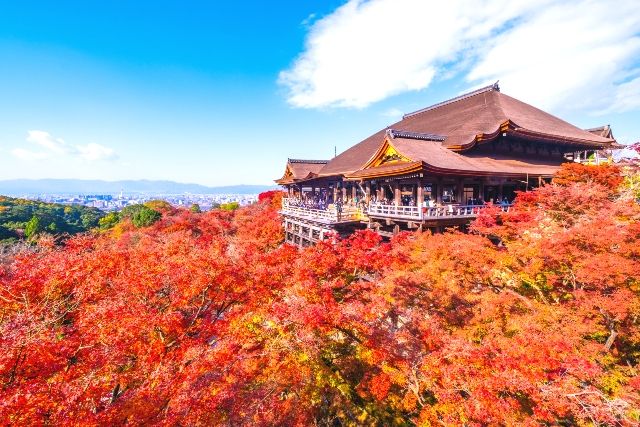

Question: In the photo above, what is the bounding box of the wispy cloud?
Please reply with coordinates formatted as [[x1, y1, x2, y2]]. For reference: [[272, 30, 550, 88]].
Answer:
[[12, 130, 118, 162], [26, 130, 69, 153], [76, 142, 117, 161], [279, 0, 640, 113], [381, 107, 403, 119], [11, 148, 49, 161]]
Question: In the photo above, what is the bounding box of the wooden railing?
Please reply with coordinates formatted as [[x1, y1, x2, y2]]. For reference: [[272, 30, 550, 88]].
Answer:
[[367, 202, 511, 220], [282, 199, 512, 223], [281, 199, 360, 222]]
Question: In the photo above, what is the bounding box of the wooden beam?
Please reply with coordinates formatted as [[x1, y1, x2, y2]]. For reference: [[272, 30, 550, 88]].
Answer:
[[365, 181, 371, 203], [393, 182, 401, 205], [457, 178, 464, 204]]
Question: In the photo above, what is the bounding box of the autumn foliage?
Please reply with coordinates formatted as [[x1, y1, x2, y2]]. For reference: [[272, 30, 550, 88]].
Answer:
[[1, 165, 639, 425]]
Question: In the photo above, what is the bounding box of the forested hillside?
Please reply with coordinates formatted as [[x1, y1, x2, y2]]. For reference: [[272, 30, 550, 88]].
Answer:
[[0, 196, 104, 243], [0, 165, 639, 425]]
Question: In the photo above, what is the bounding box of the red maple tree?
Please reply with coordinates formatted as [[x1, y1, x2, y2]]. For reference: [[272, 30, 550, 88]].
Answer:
[[1, 165, 639, 425]]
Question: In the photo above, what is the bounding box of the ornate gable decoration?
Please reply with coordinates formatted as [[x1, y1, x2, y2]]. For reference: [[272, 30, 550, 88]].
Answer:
[[377, 144, 409, 165], [365, 137, 412, 169]]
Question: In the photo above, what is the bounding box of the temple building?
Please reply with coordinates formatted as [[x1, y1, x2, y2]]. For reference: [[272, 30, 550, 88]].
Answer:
[[276, 83, 619, 247]]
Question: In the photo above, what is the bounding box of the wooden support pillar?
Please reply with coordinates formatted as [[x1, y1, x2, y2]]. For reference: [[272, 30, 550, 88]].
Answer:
[[417, 178, 423, 207], [342, 186, 347, 201], [479, 179, 485, 202], [333, 184, 338, 204], [436, 177, 443, 204], [457, 178, 464, 204], [393, 182, 401, 205], [352, 185, 357, 202], [498, 179, 504, 200], [365, 181, 371, 203]]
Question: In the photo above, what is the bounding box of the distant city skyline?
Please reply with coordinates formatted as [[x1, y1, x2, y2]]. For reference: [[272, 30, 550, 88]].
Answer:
[[0, 0, 639, 186], [0, 178, 275, 196]]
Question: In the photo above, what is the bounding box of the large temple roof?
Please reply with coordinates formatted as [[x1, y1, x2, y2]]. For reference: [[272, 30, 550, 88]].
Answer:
[[275, 158, 328, 185], [319, 83, 617, 177]]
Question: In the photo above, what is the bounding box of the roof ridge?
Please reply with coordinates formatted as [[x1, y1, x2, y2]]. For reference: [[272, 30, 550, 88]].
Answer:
[[387, 129, 446, 142], [584, 124, 610, 132], [403, 81, 500, 119], [288, 158, 329, 164]]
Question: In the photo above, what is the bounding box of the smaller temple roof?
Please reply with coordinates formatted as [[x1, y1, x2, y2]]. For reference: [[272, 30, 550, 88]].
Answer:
[[275, 158, 329, 185], [585, 125, 614, 140]]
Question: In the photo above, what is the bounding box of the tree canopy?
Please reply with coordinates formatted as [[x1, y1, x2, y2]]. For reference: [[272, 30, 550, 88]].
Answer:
[[0, 166, 638, 425], [0, 197, 104, 244]]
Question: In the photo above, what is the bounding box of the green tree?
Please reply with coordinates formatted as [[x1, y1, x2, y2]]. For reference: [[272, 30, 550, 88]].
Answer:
[[220, 201, 239, 211], [99, 212, 120, 230], [24, 216, 43, 239], [131, 206, 161, 228], [190, 203, 202, 213]]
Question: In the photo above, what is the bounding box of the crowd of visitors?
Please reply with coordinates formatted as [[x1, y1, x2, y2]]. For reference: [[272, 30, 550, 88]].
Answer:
[[285, 195, 331, 210], [285, 193, 512, 211]]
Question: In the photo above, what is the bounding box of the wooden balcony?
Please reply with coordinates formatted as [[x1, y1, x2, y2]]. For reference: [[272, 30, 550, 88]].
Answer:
[[282, 198, 512, 225], [281, 198, 361, 224], [367, 202, 512, 221]]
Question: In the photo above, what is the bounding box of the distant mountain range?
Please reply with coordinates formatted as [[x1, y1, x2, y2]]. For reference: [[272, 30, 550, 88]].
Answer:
[[0, 179, 277, 195]]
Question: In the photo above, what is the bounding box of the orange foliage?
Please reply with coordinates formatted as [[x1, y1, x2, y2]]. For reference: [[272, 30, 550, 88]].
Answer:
[[1, 165, 639, 425], [553, 162, 623, 190], [258, 189, 285, 209]]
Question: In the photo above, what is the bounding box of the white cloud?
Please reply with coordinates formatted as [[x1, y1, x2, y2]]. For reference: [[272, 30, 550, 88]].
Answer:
[[11, 148, 49, 161], [280, 0, 640, 113], [75, 143, 118, 161], [26, 130, 70, 153], [12, 130, 118, 162], [467, 1, 640, 113], [605, 75, 640, 114]]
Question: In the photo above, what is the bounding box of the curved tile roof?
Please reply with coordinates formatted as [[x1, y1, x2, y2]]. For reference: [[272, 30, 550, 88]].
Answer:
[[388, 137, 561, 177], [275, 159, 329, 184], [319, 84, 616, 177]]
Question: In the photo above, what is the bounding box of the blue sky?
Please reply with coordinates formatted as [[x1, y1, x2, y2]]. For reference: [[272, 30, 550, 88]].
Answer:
[[1, 0, 639, 186]]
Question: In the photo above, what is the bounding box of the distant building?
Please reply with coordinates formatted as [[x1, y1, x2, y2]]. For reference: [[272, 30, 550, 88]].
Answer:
[[276, 83, 620, 246]]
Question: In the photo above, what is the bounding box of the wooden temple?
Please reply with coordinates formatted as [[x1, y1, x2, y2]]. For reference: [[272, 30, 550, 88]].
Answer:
[[276, 83, 620, 247]]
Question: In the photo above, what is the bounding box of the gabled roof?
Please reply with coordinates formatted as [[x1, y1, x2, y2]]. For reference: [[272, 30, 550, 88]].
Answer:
[[346, 132, 562, 179], [319, 83, 617, 177], [275, 158, 329, 185], [585, 124, 614, 140]]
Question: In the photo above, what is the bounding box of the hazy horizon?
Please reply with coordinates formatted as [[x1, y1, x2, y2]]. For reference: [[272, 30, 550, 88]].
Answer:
[[0, 178, 277, 196]]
